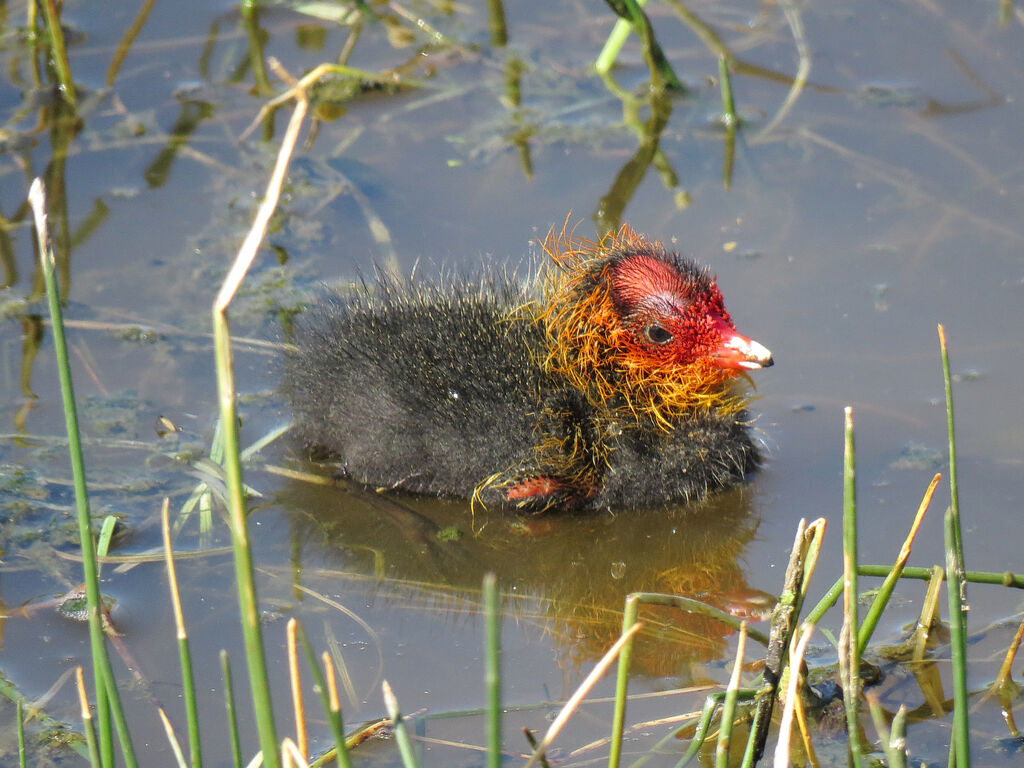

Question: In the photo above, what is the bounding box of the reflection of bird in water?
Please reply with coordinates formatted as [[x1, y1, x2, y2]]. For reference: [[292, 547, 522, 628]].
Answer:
[[281, 480, 769, 679], [283, 224, 772, 511]]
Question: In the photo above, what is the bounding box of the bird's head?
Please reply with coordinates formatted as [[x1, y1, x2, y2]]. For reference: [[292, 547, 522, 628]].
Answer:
[[536, 224, 772, 427]]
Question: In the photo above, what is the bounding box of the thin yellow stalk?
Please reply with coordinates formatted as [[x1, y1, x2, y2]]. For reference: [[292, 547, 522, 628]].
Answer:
[[525, 622, 642, 768], [287, 620, 308, 762], [157, 708, 188, 768], [162, 498, 201, 768], [857, 473, 941, 654], [75, 668, 101, 768], [773, 623, 814, 768]]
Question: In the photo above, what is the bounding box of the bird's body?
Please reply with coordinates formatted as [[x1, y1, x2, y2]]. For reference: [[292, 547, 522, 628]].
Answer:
[[283, 226, 772, 511]]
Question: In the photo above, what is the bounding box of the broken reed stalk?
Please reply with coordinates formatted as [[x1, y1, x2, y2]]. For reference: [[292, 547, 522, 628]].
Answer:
[[213, 57, 314, 768], [157, 708, 188, 767], [29, 178, 137, 768], [74, 669, 101, 768], [741, 518, 825, 768], [773, 623, 814, 767], [382, 681, 421, 768]]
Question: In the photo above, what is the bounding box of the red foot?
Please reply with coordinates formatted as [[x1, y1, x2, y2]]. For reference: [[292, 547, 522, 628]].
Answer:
[[505, 476, 565, 500]]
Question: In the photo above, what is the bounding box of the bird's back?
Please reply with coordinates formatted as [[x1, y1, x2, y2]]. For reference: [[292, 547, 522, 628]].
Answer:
[[283, 279, 548, 498]]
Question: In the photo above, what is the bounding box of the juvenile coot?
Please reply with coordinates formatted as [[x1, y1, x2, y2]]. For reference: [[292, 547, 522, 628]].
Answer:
[[283, 225, 773, 511]]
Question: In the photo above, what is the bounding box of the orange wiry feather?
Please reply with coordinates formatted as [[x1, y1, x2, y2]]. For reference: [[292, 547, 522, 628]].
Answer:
[[533, 223, 751, 429]]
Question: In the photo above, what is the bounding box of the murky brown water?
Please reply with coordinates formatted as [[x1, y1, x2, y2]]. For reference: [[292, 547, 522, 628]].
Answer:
[[1, 0, 1023, 765]]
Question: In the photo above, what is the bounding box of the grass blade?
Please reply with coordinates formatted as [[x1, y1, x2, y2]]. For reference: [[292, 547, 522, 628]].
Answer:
[[29, 178, 137, 768]]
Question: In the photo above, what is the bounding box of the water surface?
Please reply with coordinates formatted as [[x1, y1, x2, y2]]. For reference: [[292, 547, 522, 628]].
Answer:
[[1, 0, 1023, 764]]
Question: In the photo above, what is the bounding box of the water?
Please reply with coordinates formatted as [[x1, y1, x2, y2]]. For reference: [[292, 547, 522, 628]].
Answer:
[[1, 0, 1023, 764]]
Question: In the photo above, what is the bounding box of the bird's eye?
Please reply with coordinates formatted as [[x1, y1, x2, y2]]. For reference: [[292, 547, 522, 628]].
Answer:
[[643, 323, 674, 345]]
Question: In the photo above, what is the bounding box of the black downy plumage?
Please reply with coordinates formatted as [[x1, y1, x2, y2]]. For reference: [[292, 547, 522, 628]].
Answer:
[[283, 226, 773, 511]]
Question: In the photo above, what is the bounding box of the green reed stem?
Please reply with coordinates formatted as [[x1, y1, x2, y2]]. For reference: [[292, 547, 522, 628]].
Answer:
[[39, 0, 76, 104], [220, 651, 243, 768], [940, 325, 970, 767], [608, 594, 640, 768], [945, 509, 971, 768], [819, 564, 1024, 617], [96, 516, 117, 561], [597, 0, 681, 90], [938, 325, 963, 565], [30, 178, 136, 768], [383, 681, 421, 768], [484, 574, 502, 768], [673, 690, 756, 768], [294, 624, 353, 768], [841, 407, 864, 768], [609, 591, 767, 768], [890, 705, 908, 768], [162, 500, 201, 768], [866, 693, 896, 767], [715, 623, 747, 768], [212, 309, 279, 768]]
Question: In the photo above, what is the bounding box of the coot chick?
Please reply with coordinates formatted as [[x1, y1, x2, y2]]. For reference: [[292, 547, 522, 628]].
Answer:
[[283, 225, 773, 512]]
